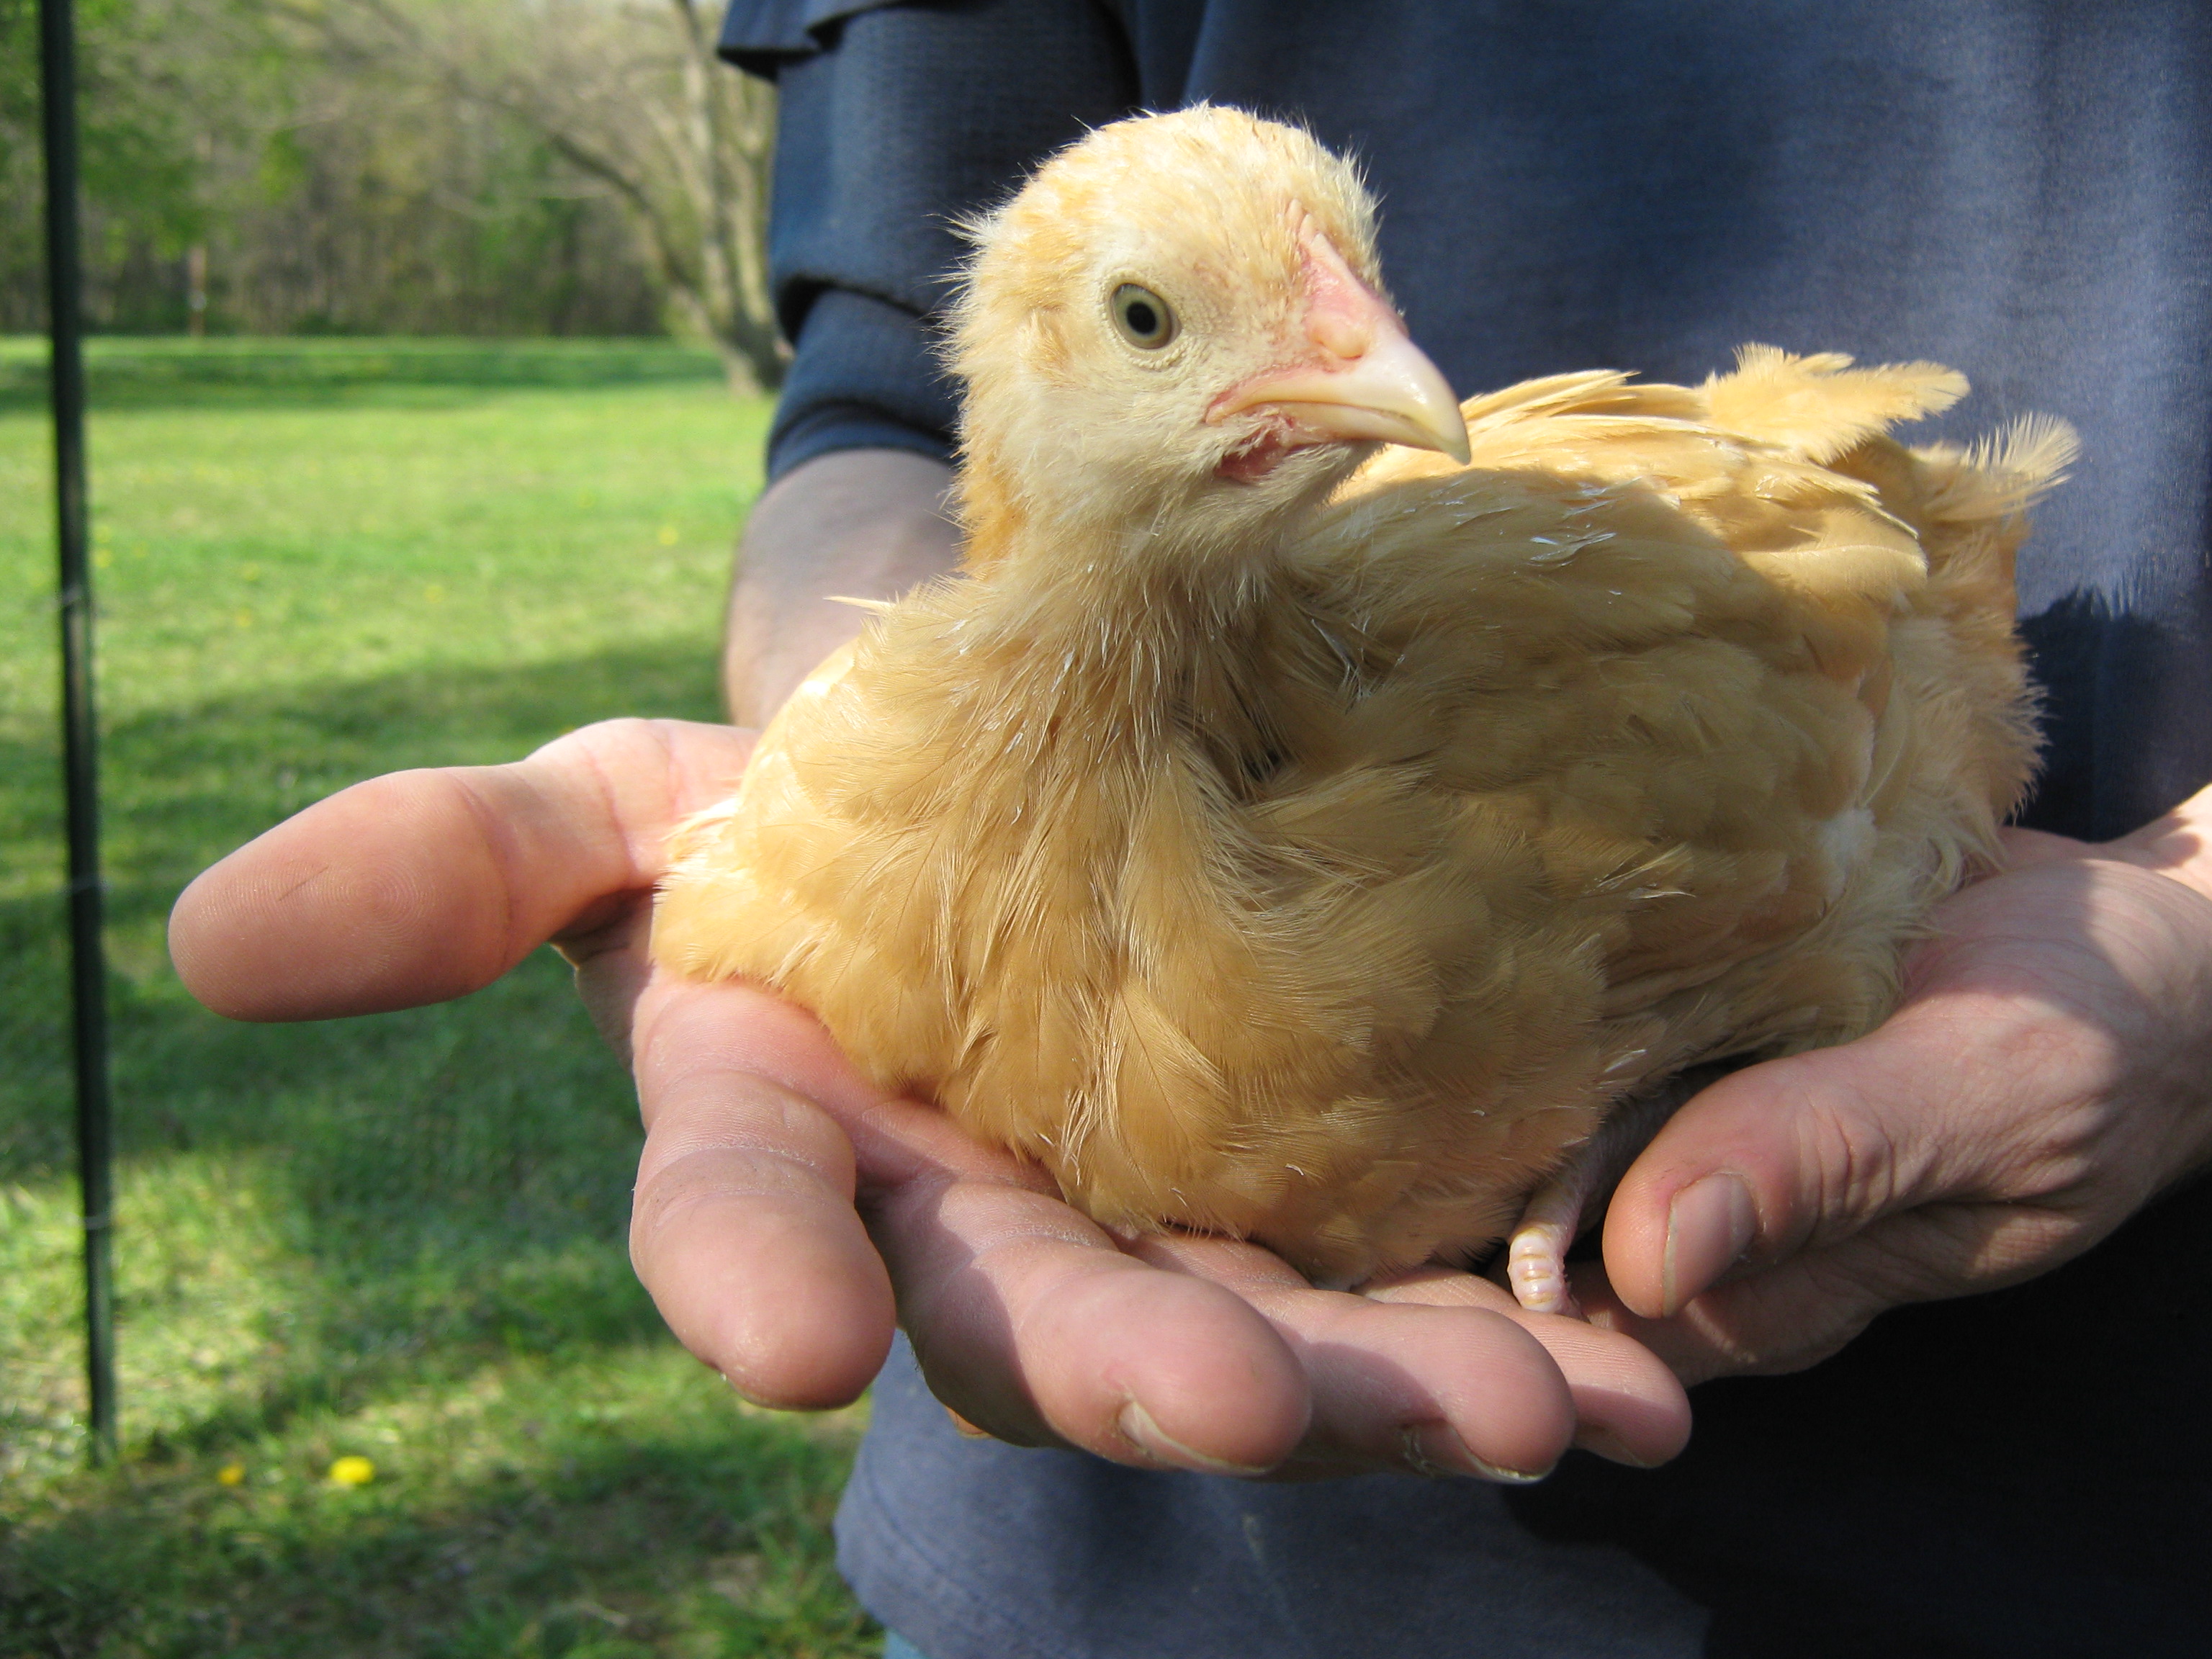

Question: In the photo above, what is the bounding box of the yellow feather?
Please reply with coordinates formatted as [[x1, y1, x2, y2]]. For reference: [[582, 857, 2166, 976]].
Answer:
[[652, 110, 2069, 1284]]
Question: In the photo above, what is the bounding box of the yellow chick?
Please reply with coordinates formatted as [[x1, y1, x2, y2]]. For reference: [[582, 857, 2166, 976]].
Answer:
[[653, 108, 2071, 1300]]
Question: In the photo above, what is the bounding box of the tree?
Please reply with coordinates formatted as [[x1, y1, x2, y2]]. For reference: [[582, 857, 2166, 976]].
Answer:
[[0, 0, 271, 333], [2, 0, 776, 367], [282, 0, 783, 390]]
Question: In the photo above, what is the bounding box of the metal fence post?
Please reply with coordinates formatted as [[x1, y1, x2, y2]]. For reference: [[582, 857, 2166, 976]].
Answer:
[[39, 0, 119, 1467]]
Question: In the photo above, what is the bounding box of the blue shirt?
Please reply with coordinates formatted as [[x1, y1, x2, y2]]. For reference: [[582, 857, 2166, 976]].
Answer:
[[725, 4, 2212, 1654]]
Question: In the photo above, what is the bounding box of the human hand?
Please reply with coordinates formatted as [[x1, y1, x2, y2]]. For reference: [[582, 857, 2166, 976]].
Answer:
[[1554, 790, 2212, 1384], [171, 718, 1691, 1482]]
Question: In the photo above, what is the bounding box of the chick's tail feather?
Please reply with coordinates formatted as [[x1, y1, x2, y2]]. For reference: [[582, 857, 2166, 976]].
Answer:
[[1703, 343, 1969, 465], [1915, 413, 2081, 523]]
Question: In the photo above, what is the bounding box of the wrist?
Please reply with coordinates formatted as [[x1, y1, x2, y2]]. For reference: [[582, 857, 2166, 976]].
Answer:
[[724, 449, 960, 725]]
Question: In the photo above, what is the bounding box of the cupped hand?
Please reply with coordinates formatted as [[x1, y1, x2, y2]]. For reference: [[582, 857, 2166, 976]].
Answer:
[[170, 718, 1691, 1481], [1565, 795, 2212, 1384]]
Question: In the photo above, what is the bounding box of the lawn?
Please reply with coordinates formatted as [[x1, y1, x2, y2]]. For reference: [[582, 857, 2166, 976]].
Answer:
[[0, 338, 878, 1658]]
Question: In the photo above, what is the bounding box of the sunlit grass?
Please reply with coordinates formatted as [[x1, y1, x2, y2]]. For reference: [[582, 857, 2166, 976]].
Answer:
[[0, 338, 877, 1657]]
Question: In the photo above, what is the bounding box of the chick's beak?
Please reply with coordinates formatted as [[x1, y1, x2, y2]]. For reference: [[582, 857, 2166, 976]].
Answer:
[[1209, 235, 1472, 464]]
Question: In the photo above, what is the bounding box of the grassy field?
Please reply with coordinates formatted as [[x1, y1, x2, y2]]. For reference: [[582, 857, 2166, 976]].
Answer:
[[0, 338, 878, 1658]]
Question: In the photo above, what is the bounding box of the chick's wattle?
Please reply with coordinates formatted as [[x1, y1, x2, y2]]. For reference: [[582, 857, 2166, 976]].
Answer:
[[652, 108, 2072, 1299]]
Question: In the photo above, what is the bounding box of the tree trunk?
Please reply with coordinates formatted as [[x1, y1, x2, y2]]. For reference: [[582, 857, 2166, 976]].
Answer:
[[185, 242, 208, 338]]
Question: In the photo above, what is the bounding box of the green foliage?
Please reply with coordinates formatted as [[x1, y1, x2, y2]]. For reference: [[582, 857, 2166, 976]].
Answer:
[[0, 339, 878, 1656], [0, 0, 287, 330], [0, 0, 670, 338], [0, 0, 207, 233]]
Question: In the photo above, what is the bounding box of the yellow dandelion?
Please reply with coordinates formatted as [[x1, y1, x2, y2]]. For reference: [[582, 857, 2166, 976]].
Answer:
[[657, 524, 679, 546], [423, 583, 446, 603], [327, 1455, 375, 1487], [216, 1461, 245, 1486], [93, 548, 114, 570]]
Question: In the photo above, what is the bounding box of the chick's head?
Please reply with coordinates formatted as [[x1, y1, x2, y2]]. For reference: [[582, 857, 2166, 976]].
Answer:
[[949, 107, 1470, 562]]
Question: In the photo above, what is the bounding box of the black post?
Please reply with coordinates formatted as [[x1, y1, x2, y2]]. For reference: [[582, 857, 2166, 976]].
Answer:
[[39, 0, 117, 1467]]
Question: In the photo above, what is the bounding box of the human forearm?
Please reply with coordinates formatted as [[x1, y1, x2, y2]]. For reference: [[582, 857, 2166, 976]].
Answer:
[[723, 448, 961, 727]]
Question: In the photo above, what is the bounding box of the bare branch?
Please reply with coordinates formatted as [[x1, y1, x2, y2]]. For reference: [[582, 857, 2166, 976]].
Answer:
[[263, 0, 782, 389]]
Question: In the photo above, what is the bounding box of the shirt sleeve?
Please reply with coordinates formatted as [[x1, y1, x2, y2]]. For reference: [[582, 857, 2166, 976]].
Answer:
[[718, 0, 904, 76], [721, 0, 1141, 478]]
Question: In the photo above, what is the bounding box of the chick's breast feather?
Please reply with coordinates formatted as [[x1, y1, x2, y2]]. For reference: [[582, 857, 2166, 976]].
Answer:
[[652, 107, 2074, 1295]]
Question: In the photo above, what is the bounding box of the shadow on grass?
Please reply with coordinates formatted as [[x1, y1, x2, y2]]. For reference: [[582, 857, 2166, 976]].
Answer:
[[0, 633, 880, 1655], [0, 636, 730, 1445], [0, 338, 729, 416], [2, 630, 727, 1154], [1, 1382, 876, 1659]]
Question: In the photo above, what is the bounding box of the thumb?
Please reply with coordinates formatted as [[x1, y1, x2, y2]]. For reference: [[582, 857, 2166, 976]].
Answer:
[[170, 717, 750, 1022], [1599, 1022, 1956, 1321]]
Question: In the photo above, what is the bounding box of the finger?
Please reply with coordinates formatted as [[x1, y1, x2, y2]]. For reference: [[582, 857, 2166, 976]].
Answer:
[[1603, 947, 2136, 1323], [1599, 999, 2015, 1320], [879, 1160, 1314, 1475], [630, 979, 1310, 1470], [1573, 1257, 1858, 1387], [1361, 1264, 1691, 1469], [1575, 1193, 2080, 1385], [1136, 1238, 1583, 1482], [169, 718, 752, 1020], [1991, 823, 2097, 872], [626, 976, 896, 1409], [1603, 849, 2212, 1325]]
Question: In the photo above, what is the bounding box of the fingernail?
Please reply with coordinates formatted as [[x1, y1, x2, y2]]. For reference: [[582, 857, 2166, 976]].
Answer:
[[1575, 1426, 1668, 1470], [1663, 1172, 1757, 1316], [943, 1405, 992, 1439], [1117, 1401, 1274, 1478], [1401, 1423, 1553, 1485]]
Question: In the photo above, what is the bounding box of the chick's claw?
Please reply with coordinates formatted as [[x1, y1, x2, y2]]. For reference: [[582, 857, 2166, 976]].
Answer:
[[1501, 1066, 1728, 1316], [1505, 1175, 1593, 1318]]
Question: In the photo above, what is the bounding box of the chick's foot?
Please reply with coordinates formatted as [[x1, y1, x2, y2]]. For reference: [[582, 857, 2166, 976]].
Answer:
[[1501, 1064, 1738, 1315]]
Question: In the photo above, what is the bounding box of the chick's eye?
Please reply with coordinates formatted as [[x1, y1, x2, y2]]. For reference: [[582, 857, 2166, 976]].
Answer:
[[1110, 284, 1177, 349]]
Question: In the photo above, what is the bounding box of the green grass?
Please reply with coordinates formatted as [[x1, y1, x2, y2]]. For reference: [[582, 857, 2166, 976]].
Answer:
[[0, 338, 878, 1658], [0, 337, 732, 414]]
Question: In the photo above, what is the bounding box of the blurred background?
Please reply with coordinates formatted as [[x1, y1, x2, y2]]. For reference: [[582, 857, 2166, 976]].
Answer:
[[2, 3, 878, 1653]]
